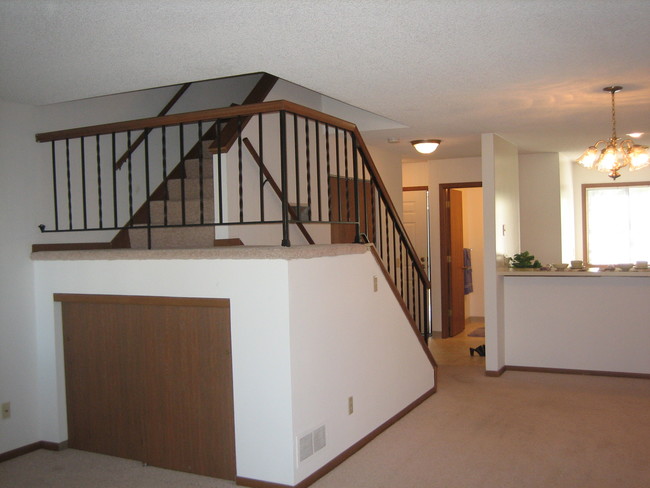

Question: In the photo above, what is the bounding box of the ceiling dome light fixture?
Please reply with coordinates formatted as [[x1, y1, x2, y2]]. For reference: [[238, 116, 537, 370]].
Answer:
[[411, 139, 441, 154], [576, 86, 650, 180]]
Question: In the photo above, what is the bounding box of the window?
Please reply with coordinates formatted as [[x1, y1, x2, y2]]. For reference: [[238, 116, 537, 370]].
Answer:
[[583, 182, 650, 265]]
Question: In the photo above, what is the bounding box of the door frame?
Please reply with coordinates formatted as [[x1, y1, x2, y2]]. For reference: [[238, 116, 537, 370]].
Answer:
[[403, 186, 432, 337], [439, 182, 482, 338]]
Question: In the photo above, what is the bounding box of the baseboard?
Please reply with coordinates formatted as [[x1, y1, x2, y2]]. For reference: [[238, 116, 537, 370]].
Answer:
[[504, 365, 650, 379], [466, 316, 485, 324], [485, 366, 506, 377], [236, 386, 437, 488], [32, 242, 112, 253], [0, 440, 67, 463]]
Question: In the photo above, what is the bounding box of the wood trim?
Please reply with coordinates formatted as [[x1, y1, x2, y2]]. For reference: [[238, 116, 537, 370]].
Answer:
[[214, 238, 245, 247], [212, 73, 279, 154], [235, 386, 436, 488], [0, 440, 67, 463], [368, 245, 438, 373], [32, 242, 113, 253], [53, 293, 229, 308], [438, 182, 482, 338], [485, 366, 506, 377], [35, 100, 357, 143], [504, 365, 650, 379], [235, 478, 292, 488], [403, 185, 428, 192]]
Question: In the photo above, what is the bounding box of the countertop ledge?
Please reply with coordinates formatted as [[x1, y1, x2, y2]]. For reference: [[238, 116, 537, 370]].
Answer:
[[500, 268, 650, 277], [30, 243, 370, 261]]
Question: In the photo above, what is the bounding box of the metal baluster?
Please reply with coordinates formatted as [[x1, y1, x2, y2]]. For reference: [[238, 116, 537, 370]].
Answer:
[[51, 141, 59, 231], [80, 137, 87, 229], [305, 118, 311, 221], [217, 120, 223, 224], [95, 135, 103, 229], [294, 114, 300, 221], [326, 124, 332, 221], [144, 133, 152, 249], [315, 120, 322, 221], [65, 139, 72, 229], [335, 128, 341, 222], [351, 133, 360, 243], [385, 206, 390, 270], [111, 133, 118, 228], [179, 124, 186, 225], [399, 240, 404, 298], [279, 111, 290, 246], [127, 131, 133, 222], [258, 113, 265, 221], [344, 132, 350, 221], [238, 116, 243, 222], [198, 121, 204, 224], [361, 155, 367, 239], [161, 126, 168, 225]]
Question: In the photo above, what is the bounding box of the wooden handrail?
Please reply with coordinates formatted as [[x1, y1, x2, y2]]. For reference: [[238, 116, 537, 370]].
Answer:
[[35, 100, 357, 143], [35, 95, 428, 286], [114, 82, 192, 170], [353, 128, 430, 286]]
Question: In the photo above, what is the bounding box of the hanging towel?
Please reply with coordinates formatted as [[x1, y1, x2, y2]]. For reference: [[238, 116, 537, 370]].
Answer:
[[463, 248, 473, 295]]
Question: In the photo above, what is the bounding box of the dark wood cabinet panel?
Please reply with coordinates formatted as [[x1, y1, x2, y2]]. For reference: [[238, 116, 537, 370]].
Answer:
[[59, 295, 235, 480]]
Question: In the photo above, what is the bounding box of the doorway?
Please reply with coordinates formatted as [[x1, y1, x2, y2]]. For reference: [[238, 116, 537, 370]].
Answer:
[[439, 182, 483, 338]]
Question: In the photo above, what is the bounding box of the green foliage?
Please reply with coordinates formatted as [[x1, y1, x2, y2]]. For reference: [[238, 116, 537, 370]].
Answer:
[[507, 251, 542, 269]]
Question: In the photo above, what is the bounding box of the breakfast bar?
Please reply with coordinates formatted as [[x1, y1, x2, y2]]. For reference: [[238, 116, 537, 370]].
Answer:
[[500, 269, 650, 376]]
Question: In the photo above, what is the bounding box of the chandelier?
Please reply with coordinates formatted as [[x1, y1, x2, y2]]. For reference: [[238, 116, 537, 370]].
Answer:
[[576, 86, 650, 180]]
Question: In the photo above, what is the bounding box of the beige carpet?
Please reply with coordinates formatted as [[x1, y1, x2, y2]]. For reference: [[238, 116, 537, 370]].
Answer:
[[2, 334, 649, 488]]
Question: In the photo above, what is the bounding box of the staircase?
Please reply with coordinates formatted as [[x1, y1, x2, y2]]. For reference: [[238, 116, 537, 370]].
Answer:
[[127, 141, 216, 249]]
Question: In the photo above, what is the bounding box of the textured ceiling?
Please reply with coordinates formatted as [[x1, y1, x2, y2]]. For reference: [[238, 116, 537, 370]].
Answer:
[[1, 0, 649, 162]]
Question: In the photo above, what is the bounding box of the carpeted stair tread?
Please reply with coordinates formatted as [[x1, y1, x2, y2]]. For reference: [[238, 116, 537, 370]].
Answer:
[[166, 178, 213, 201], [145, 199, 215, 225], [183, 157, 214, 179]]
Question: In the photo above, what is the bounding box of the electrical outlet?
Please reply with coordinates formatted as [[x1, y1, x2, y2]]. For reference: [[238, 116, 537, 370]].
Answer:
[[1, 402, 10, 419], [348, 396, 354, 415]]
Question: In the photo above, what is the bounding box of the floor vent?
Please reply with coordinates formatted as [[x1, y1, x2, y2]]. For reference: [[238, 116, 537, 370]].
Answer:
[[298, 425, 326, 462]]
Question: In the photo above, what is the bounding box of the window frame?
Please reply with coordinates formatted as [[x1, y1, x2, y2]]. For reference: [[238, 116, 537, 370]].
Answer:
[[582, 181, 650, 266]]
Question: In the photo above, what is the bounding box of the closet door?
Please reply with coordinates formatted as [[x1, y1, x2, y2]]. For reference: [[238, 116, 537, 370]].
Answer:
[[59, 295, 235, 480], [62, 302, 145, 461]]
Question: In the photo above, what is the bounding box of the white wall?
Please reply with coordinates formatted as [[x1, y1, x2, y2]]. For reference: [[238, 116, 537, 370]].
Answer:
[[0, 99, 42, 453], [504, 275, 650, 374], [32, 250, 434, 485], [288, 252, 434, 484], [518, 153, 562, 264], [482, 134, 520, 373]]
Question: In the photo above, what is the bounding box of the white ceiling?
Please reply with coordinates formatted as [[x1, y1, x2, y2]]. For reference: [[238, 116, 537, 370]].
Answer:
[[1, 0, 649, 162]]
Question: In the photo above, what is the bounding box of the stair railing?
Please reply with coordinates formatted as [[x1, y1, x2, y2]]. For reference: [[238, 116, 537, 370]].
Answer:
[[35, 100, 431, 337]]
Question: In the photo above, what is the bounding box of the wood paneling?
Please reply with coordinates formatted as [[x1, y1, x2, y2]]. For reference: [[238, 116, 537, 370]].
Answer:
[[59, 295, 235, 480]]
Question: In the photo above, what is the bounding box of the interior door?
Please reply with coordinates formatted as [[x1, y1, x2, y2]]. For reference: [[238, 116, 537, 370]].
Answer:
[[449, 189, 466, 336], [403, 189, 429, 272]]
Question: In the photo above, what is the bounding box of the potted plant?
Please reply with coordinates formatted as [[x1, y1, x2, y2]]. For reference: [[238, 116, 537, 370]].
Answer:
[[507, 251, 542, 269]]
